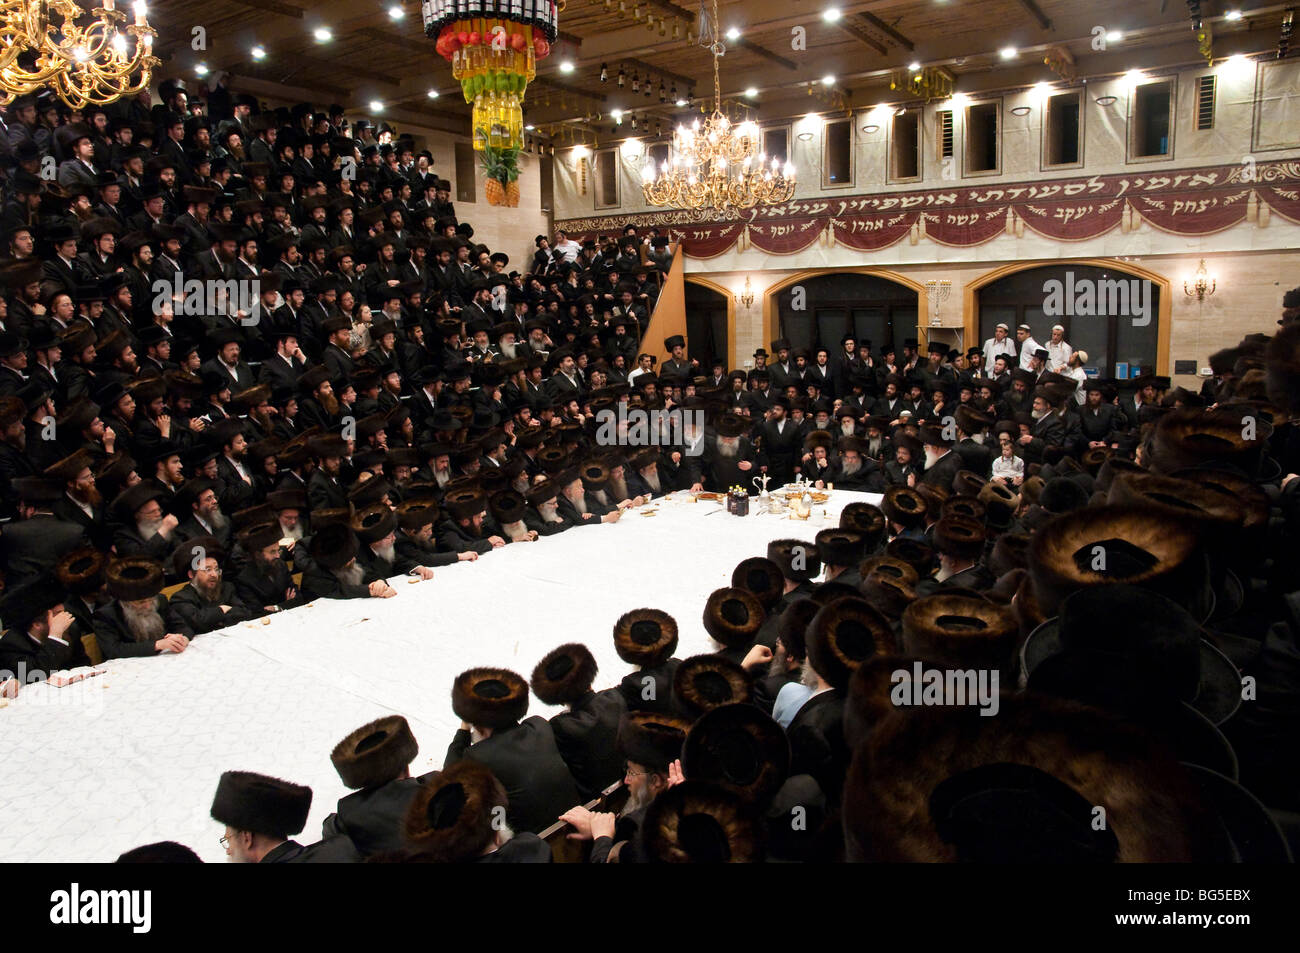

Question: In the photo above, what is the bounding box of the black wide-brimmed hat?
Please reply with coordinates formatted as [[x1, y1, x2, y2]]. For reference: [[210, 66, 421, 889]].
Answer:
[[729, 556, 783, 611], [210, 771, 312, 839], [330, 715, 419, 790], [1020, 584, 1241, 726], [619, 711, 691, 773], [530, 643, 598, 706], [702, 587, 765, 649], [613, 608, 679, 667], [674, 654, 753, 715], [642, 780, 763, 862], [805, 596, 893, 690], [682, 703, 790, 803], [451, 667, 529, 728]]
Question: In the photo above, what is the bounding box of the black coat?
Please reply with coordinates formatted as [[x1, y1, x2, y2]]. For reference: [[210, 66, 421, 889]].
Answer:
[[786, 689, 849, 801], [233, 558, 299, 615], [0, 514, 87, 589], [617, 659, 682, 716], [919, 448, 962, 489], [444, 717, 580, 834], [260, 836, 361, 863], [92, 598, 170, 660], [0, 627, 73, 682], [321, 776, 426, 858], [164, 581, 252, 635], [549, 688, 628, 800]]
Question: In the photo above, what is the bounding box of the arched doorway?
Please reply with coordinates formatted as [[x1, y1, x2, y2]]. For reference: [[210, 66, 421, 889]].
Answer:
[[765, 270, 922, 362], [683, 278, 731, 371], [965, 260, 1172, 377]]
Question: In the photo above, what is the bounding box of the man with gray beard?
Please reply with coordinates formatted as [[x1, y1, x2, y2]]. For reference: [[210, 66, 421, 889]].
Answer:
[[353, 504, 437, 580], [93, 556, 190, 658], [556, 468, 623, 526], [174, 479, 233, 550], [523, 480, 572, 536], [825, 437, 885, 492], [560, 712, 689, 863], [110, 483, 180, 559], [602, 456, 646, 508], [165, 536, 252, 635], [300, 521, 397, 600], [703, 413, 764, 492], [625, 449, 665, 498], [488, 489, 538, 543]]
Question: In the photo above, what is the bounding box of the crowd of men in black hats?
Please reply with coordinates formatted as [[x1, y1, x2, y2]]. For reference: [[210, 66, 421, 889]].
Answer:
[[3, 75, 1300, 862]]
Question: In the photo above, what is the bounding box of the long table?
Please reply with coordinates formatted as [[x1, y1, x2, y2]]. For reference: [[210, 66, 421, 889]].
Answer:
[[0, 489, 877, 862]]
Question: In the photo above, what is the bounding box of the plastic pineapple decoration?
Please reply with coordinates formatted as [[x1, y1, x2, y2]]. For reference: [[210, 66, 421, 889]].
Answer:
[[423, 0, 561, 155], [480, 144, 521, 206]]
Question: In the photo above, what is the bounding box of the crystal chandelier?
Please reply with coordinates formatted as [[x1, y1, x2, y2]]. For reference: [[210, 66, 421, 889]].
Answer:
[[0, 0, 159, 109], [641, 0, 795, 215]]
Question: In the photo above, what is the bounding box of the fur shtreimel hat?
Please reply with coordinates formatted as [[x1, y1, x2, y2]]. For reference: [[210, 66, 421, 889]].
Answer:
[[209, 771, 312, 839], [613, 608, 678, 667], [901, 594, 1019, 673], [1027, 503, 1206, 618], [842, 693, 1228, 862], [309, 521, 358, 571], [352, 504, 398, 545], [702, 587, 765, 649], [881, 486, 927, 528], [766, 538, 821, 582], [729, 556, 783, 610], [776, 598, 819, 660], [55, 547, 106, 596], [643, 780, 763, 863], [618, 711, 691, 774], [805, 596, 893, 691], [403, 761, 505, 862], [815, 528, 865, 568], [859, 573, 917, 622], [839, 502, 886, 549], [858, 554, 920, 587], [530, 643, 598, 706], [451, 667, 529, 728], [885, 536, 934, 577], [931, 516, 987, 562], [673, 654, 753, 716], [682, 703, 790, 804], [106, 556, 165, 602], [330, 715, 419, 790], [1148, 407, 1268, 478]]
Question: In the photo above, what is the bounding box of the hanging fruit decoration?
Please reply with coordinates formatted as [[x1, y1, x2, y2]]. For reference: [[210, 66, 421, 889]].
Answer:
[[423, 0, 560, 152]]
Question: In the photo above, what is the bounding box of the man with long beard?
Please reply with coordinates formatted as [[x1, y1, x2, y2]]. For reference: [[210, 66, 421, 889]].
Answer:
[[556, 468, 623, 526], [232, 523, 302, 616], [174, 479, 233, 550], [523, 479, 572, 537], [703, 413, 764, 492], [559, 711, 689, 863], [300, 522, 397, 600], [110, 483, 179, 559], [266, 489, 309, 546], [826, 437, 885, 493], [393, 500, 479, 568], [603, 456, 646, 508], [296, 366, 339, 433], [165, 536, 251, 635], [624, 449, 665, 498], [93, 556, 190, 658], [353, 505, 437, 580]]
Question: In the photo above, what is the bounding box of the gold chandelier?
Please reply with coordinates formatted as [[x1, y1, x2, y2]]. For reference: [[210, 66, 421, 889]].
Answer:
[[641, 0, 795, 214], [0, 0, 159, 109]]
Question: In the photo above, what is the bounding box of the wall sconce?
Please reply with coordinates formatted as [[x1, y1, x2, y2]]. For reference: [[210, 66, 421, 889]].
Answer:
[[736, 276, 755, 310], [1183, 259, 1217, 300]]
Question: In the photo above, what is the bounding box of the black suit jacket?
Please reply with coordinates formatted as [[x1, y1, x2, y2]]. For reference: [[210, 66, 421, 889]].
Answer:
[[445, 717, 580, 835], [92, 598, 169, 660], [549, 688, 627, 800], [321, 776, 427, 859], [0, 514, 88, 588], [786, 689, 848, 801], [0, 627, 73, 682]]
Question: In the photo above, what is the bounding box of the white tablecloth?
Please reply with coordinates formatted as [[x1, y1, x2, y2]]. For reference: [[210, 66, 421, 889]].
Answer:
[[0, 489, 878, 862]]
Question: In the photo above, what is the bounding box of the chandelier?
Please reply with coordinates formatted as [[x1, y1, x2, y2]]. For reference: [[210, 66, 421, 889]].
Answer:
[[889, 65, 953, 103], [0, 0, 159, 109], [642, 0, 795, 214]]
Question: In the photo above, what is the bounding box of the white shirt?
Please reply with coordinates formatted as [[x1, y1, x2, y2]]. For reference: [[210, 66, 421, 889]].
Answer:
[[983, 335, 1017, 370], [992, 453, 1024, 482], [1017, 336, 1042, 371], [1047, 338, 1073, 372], [554, 239, 581, 262]]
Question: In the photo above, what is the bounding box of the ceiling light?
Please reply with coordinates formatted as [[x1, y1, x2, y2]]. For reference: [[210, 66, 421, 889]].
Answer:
[[821, 74, 835, 86], [612, 109, 623, 122], [427, 89, 439, 98], [1123, 68, 1144, 86], [1000, 47, 1017, 60], [675, 98, 688, 107], [908, 61, 921, 72], [862, 123, 879, 133], [726, 27, 741, 40], [313, 27, 333, 42], [559, 60, 575, 73], [744, 87, 757, 97], [250, 45, 266, 60], [369, 100, 384, 112], [388, 5, 405, 19], [1095, 95, 1118, 106], [1225, 9, 1242, 20], [797, 132, 813, 141], [1011, 105, 1031, 116], [195, 63, 209, 76], [822, 8, 841, 22], [1106, 30, 1123, 42], [525, 124, 535, 131]]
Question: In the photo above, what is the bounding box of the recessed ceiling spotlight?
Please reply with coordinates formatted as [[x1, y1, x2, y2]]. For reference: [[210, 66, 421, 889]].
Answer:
[[726, 27, 741, 40], [369, 100, 384, 112], [559, 60, 575, 73], [744, 87, 757, 97], [821, 74, 835, 85], [250, 45, 266, 60], [389, 5, 405, 19], [908, 61, 921, 72], [1000, 47, 1017, 60], [1225, 9, 1242, 20], [427, 89, 439, 98], [822, 8, 841, 22], [195, 63, 209, 76], [1106, 30, 1123, 42], [675, 98, 688, 107], [313, 27, 332, 42], [525, 124, 535, 130]]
